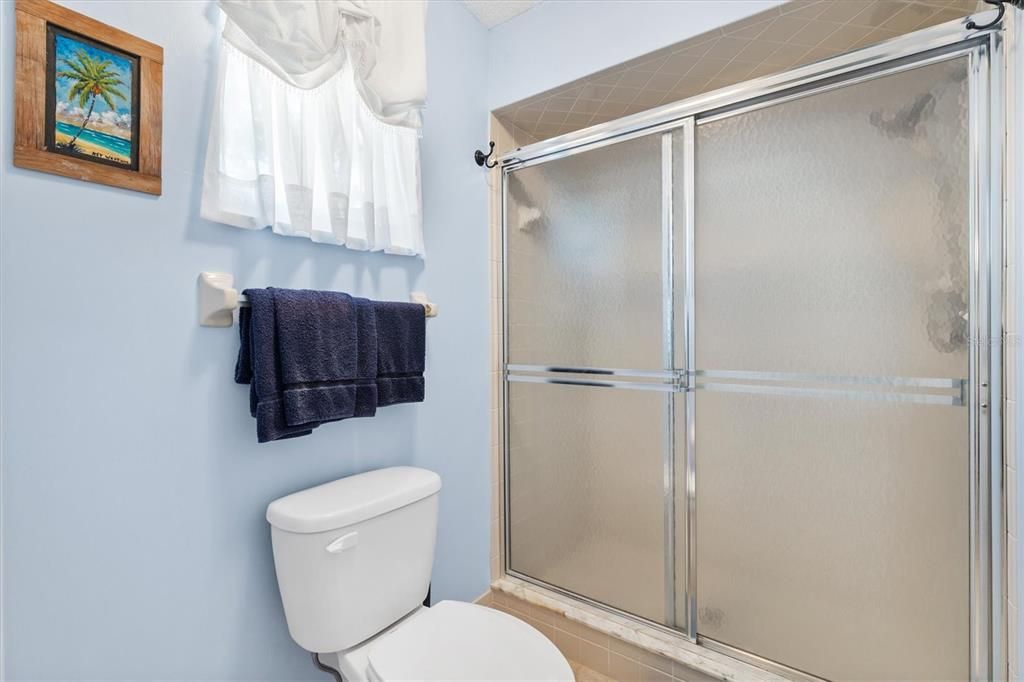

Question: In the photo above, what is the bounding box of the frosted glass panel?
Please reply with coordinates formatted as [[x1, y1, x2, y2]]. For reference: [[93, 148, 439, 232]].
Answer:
[[695, 392, 968, 681], [690, 58, 969, 378], [688, 56, 973, 680], [506, 135, 663, 369], [507, 381, 667, 623]]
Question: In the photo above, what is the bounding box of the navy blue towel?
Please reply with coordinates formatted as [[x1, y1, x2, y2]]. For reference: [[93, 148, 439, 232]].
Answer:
[[352, 298, 380, 415], [236, 289, 317, 443], [272, 289, 378, 425], [374, 301, 426, 406], [235, 290, 425, 443]]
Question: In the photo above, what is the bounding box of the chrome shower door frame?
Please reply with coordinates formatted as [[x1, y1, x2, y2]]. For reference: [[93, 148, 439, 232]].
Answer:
[[500, 13, 1005, 681]]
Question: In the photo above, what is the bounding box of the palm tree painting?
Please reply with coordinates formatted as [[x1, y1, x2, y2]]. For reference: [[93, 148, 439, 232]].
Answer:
[[48, 29, 136, 168]]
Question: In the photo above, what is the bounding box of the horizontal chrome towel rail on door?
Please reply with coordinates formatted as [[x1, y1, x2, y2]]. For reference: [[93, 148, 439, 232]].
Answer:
[[505, 373, 676, 392], [692, 381, 965, 406], [691, 369, 964, 389], [691, 369, 967, 406], [505, 366, 966, 406], [505, 364, 675, 379]]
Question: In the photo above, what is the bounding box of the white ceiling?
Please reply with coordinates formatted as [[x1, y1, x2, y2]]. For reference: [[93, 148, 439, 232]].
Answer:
[[461, 0, 540, 28]]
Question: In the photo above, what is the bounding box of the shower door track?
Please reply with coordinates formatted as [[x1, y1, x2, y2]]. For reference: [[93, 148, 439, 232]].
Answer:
[[500, 12, 1005, 681]]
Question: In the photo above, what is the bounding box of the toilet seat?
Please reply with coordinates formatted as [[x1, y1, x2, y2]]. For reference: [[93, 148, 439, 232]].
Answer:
[[366, 600, 573, 681]]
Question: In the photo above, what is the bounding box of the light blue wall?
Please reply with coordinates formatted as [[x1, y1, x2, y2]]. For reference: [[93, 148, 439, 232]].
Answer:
[[486, 0, 785, 110], [0, 1, 489, 680]]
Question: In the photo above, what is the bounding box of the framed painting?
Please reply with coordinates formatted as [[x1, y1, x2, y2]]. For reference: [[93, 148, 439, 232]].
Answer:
[[13, 0, 162, 195]]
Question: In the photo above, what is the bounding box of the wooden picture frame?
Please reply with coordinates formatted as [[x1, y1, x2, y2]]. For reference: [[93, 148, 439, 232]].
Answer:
[[13, 0, 163, 195]]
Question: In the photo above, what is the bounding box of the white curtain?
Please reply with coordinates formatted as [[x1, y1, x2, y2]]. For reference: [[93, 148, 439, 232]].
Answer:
[[201, 0, 427, 256]]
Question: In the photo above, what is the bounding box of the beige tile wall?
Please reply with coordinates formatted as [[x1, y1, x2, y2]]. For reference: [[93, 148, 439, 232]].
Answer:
[[475, 590, 720, 682], [494, 0, 985, 141]]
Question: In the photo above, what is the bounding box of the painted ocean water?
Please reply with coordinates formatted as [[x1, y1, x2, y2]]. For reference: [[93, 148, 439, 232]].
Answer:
[[55, 121, 131, 157]]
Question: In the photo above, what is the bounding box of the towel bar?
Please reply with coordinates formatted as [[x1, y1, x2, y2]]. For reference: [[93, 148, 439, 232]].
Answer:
[[197, 272, 438, 327]]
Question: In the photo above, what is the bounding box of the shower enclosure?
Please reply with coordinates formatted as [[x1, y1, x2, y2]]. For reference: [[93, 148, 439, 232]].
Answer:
[[500, 17, 1004, 682]]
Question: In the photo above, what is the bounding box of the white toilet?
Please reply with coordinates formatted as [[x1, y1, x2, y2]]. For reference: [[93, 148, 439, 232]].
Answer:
[[267, 466, 574, 681]]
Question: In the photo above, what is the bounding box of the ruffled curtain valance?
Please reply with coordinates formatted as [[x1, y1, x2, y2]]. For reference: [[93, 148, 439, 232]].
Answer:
[[201, 0, 427, 256]]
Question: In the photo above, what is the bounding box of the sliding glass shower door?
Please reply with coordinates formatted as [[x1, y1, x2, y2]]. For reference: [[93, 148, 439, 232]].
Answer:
[[503, 29, 999, 682], [504, 134, 680, 626], [684, 57, 972, 681]]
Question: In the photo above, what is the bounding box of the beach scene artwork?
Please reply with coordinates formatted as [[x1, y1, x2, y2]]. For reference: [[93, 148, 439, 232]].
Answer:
[[16, 1, 162, 193], [50, 29, 136, 167]]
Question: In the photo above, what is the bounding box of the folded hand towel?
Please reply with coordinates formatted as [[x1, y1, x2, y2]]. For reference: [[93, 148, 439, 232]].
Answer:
[[237, 289, 318, 443], [272, 288, 378, 426], [373, 301, 426, 406]]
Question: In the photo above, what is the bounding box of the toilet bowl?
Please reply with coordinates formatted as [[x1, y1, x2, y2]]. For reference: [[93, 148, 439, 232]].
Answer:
[[324, 600, 572, 681], [267, 467, 573, 682]]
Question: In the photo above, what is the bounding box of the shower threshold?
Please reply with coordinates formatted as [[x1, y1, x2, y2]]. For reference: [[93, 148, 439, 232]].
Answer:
[[492, 575, 797, 682]]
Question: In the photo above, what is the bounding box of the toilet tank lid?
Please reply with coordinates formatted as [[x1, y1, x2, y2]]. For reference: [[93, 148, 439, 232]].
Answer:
[[266, 467, 441, 534]]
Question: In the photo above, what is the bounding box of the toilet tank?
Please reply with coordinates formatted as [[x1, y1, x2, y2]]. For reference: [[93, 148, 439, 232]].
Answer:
[[266, 467, 441, 654]]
